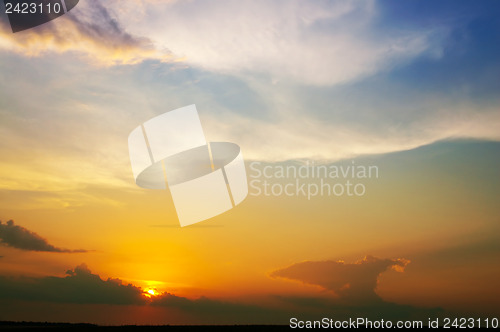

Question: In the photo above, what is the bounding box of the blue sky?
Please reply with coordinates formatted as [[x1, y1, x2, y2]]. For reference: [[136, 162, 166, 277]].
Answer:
[[0, 0, 499, 194]]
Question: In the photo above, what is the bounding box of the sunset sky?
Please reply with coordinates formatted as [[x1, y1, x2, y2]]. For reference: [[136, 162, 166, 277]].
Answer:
[[0, 0, 499, 326]]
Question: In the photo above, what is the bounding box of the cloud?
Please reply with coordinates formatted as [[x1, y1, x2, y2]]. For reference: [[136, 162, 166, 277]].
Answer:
[[0, 0, 497, 171], [150, 293, 278, 323], [110, 0, 444, 86], [0, 0, 445, 82], [0, 1, 170, 65], [200, 89, 500, 161], [0, 220, 87, 253], [0, 264, 281, 324], [96, 0, 498, 161], [0, 264, 144, 305], [271, 255, 410, 304], [0, 262, 443, 324]]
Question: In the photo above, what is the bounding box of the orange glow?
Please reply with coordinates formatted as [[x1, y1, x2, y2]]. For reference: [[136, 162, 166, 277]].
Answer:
[[143, 288, 160, 299]]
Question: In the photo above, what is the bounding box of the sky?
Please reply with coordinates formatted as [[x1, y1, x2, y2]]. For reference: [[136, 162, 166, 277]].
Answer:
[[0, 0, 499, 326]]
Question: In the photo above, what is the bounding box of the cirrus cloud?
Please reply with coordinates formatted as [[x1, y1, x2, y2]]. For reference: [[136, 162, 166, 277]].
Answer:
[[0, 1, 171, 66], [114, 0, 445, 85]]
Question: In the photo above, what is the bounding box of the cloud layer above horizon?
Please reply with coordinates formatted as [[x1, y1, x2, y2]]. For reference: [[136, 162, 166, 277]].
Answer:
[[0, 258, 440, 324], [272, 256, 410, 304]]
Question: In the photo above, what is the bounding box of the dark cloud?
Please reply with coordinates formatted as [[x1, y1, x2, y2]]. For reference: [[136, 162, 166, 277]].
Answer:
[[151, 293, 281, 324], [271, 255, 410, 304], [0, 261, 444, 324], [0, 264, 144, 305], [0, 264, 282, 324], [152, 293, 274, 316], [274, 295, 443, 322], [0, 220, 87, 253], [65, 2, 156, 57], [270, 256, 444, 322]]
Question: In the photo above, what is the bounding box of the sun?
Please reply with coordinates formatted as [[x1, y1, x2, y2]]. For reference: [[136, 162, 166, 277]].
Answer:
[[144, 288, 160, 298]]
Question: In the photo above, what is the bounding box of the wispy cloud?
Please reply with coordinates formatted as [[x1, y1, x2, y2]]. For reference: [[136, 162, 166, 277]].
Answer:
[[0, 0, 443, 83], [0, 2, 170, 65], [110, 0, 444, 86], [0, 220, 87, 253], [202, 100, 500, 161], [0, 0, 498, 169]]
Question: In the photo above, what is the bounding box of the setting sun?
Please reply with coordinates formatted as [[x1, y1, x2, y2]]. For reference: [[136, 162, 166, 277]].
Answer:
[[0, 0, 498, 327]]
